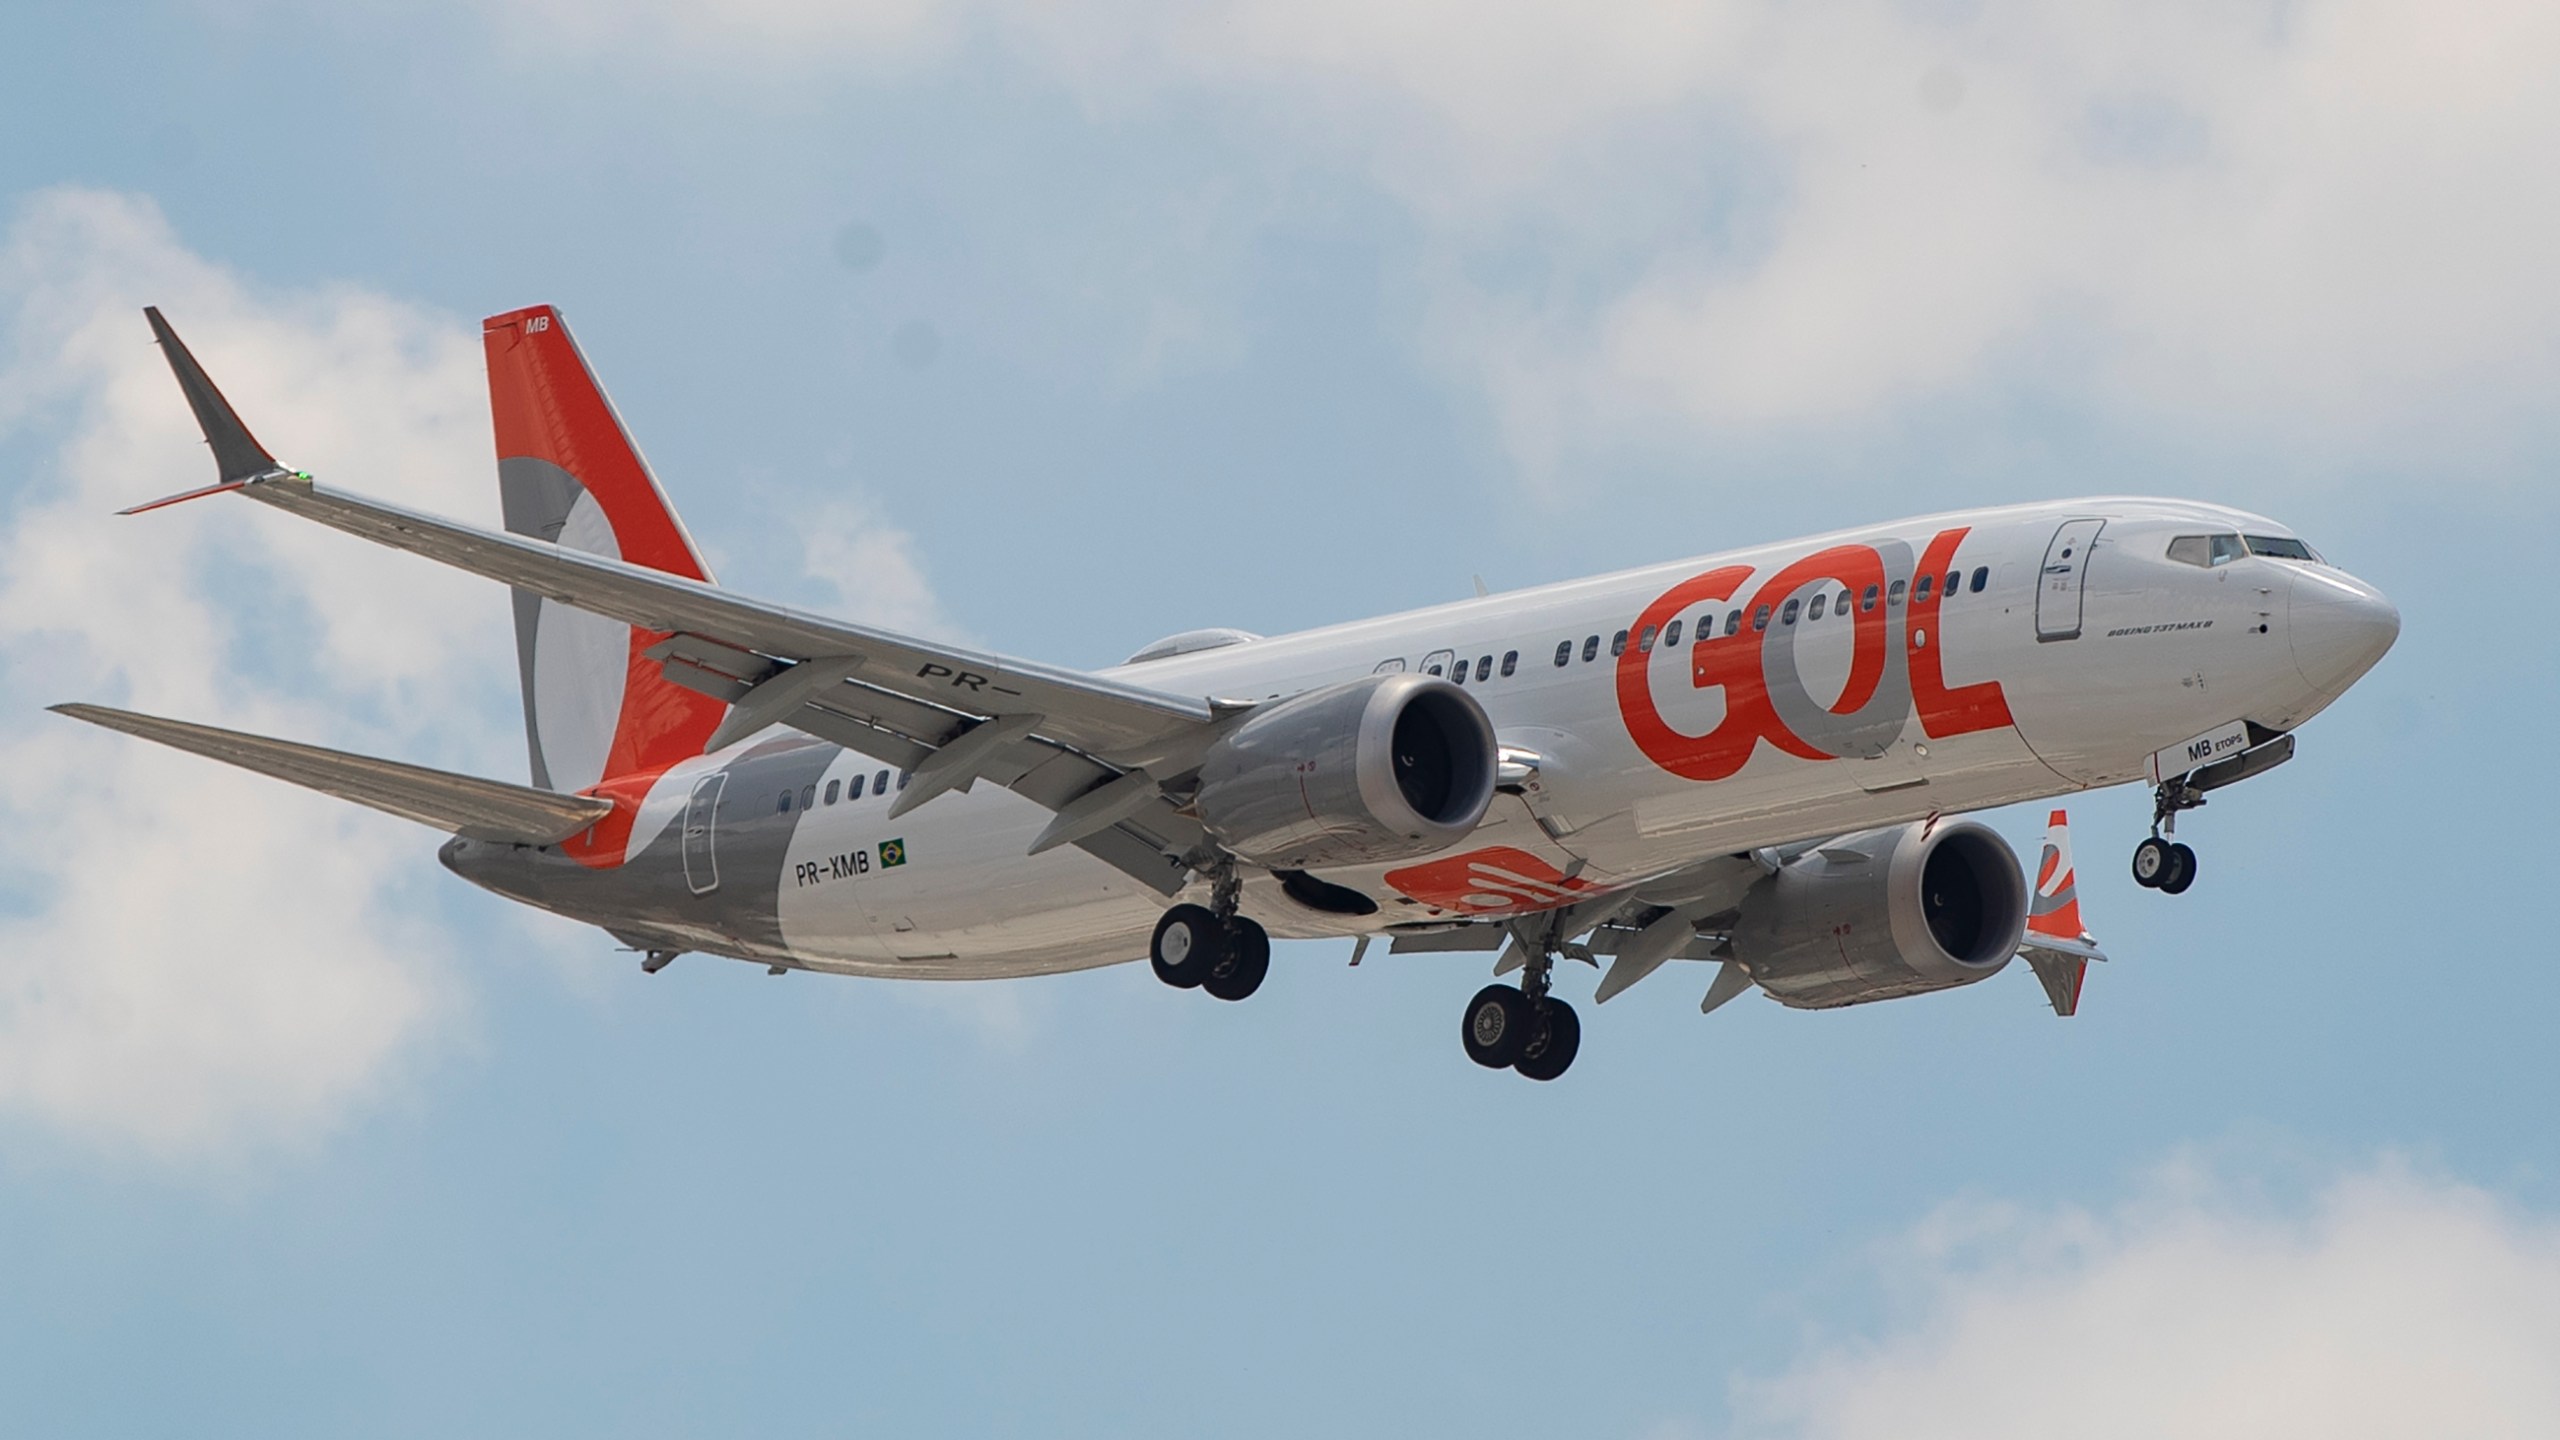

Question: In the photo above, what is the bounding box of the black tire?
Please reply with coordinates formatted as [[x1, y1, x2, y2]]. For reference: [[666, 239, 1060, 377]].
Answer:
[[1514, 998, 1581, 1082], [2131, 837, 2172, 889], [1204, 918, 1270, 1002], [1461, 985, 1530, 1069], [2159, 843, 2198, 895], [1150, 904, 1226, 989]]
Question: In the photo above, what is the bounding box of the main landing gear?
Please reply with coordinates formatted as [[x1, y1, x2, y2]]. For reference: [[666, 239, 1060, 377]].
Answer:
[[2132, 777, 2203, 895], [1460, 948, 1581, 1082], [1149, 867, 1271, 1002]]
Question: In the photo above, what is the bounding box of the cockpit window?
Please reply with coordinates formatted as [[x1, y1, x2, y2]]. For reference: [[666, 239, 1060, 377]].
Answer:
[[2244, 534, 2321, 562], [2167, 533, 2250, 568]]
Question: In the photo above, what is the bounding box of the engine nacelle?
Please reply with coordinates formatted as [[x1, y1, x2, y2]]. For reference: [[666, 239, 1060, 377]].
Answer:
[[1192, 674, 1497, 870], [1730, 820, 2028, 1009]]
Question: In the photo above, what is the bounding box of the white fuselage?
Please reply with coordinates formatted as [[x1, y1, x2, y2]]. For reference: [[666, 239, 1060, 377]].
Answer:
[[587, 497, 2395, 980]]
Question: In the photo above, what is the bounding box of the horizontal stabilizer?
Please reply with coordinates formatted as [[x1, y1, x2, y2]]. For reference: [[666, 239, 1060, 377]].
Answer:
[[51, 704, 612, 845]]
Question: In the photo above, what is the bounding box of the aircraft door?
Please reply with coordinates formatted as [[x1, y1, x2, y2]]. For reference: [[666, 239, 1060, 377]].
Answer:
[[2035, 518, 2106, 642], [683, 772, 725, 895]]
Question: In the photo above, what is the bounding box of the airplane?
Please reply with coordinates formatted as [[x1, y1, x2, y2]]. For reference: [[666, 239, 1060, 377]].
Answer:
[[53, 305, 2401, 1081]]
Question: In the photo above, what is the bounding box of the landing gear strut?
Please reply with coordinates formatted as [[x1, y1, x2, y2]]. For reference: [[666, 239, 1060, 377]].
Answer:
[[1149, 865, 1271, 1002], [2132, 779, 2203, 894], [1459, 945, 1581, 1081]]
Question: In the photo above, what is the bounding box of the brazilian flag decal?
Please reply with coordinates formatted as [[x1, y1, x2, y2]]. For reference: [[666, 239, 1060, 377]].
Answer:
[[879, 838, 907, 868]]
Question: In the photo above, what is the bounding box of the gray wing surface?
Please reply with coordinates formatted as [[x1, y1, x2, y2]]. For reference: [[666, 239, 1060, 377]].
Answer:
[[122, 308, 1222, 895], [51, 704, 613, 845], [236, 477, 1217, 764]]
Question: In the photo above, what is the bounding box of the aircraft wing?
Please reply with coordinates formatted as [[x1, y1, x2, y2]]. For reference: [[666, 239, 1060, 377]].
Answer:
[[239, 476, 1219, 763], [120, 308, 1228, 893], [129, 305, 1220, 769], [51, 703, 613, 845]]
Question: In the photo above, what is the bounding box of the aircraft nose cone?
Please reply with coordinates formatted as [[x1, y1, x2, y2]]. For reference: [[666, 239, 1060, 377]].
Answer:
[[2288, 566, 2400, 699]]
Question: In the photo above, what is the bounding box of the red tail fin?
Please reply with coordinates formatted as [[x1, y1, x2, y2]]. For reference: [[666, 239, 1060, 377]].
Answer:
[[484, 305, 724, 811]]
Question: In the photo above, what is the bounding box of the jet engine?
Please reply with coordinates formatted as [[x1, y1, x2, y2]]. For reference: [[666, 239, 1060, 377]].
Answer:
[[1191, 673, 1497, 870], [1729, 820, 2028, 1009]]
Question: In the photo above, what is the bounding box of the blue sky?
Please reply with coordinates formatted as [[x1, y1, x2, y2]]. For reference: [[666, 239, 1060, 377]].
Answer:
[[2, 3, 2557, 1436]]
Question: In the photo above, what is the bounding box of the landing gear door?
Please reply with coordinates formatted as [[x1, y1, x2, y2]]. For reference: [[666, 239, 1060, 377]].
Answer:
[[2036, 518, 2106, 642], [683, 772, 725, 895]]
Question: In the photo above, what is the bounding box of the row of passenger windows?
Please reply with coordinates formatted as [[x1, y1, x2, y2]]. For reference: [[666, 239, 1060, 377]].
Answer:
[[1371, 565, 1995, 682], [779, 767, 911, 814]]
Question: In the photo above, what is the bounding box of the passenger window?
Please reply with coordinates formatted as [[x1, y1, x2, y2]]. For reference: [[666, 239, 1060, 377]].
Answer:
[[1780, 598, 1800, 625], [2166, 536, 2211, 567], [778, 792, 792, 814], [1637, 625, 1657, 654], [848, 773, 866, 800], [1664, 620, 1683, 647], [874, 769, 891, 795], [1554, 640, 1572, 667], [1808, 593, 1827, 621], [2210, 533, 2246, 566], [1837, 589, 1852, 616], [1915, 574, 1934, 603], [1944, 570, 1960, 597], [1501, 650, 1518, 677], [1887, 579, 1907, 608], [1609, 629, 1629, 656], [897, 770, 911, 790], [1970, 566, 1989, 593], [825, 779, 841, 805], [1752, 605, 1771, 631], [1452, 658, 1469, 684], [800, 784, 817, 810], [1372, 657, 1408, 674], [1477, 655, 1493, 680], [1724, 610, 1742, 637], [1582, 635, 1600, 662], [1860, 585, 1879, 612]]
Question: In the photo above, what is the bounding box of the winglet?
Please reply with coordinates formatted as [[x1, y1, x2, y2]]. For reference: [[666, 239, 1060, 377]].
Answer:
[[2026, 809, 2085, 945], [2020, 808, 2108, 1017], [129, 307, 291, 508]]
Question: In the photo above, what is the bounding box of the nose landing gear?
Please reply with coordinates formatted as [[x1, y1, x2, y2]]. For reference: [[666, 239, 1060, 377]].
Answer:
[[2131, 834, 2197, 894], [1148, 867, 1272, 1001], [2133, 778, 2204, 894]]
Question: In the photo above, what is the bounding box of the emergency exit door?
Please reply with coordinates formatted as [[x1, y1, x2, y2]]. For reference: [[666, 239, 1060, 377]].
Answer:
[[2036, 518, 2106, 642], [683, 772, 725, 895]]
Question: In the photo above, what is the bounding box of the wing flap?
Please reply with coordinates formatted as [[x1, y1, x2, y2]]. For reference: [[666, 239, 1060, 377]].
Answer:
[[52, 704, 612, 845]]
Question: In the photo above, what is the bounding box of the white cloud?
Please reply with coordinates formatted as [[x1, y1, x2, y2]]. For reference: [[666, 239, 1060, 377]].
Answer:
[[441, 0, 2560, 483], [1731, 1161, 2560, 1440], [796, 497, 970, 645], [0, 189, 514, 1159]]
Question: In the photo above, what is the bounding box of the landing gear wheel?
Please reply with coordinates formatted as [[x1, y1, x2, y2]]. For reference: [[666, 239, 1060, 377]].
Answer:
[[1203, 918, 1270, 1001], [1513, 998, 1581, 1082], [1461, 985, 1531, 1069], [1150, 904, 1226, 989], [2158, 842, 2198, 895], [2132, 836, 2174, 889]]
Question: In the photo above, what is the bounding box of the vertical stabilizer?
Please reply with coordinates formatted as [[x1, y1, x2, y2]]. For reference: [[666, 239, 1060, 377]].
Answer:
[[484, 305, 725, 793]]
